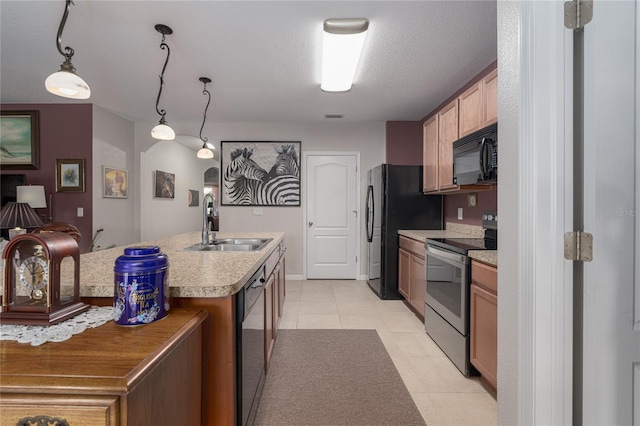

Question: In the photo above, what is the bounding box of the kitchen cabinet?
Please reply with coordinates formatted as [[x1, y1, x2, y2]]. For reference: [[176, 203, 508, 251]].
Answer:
[[264, 241, 286, 372], [398, 236, 426, 319], [423, 64, 498, 194], [0, 308, 207, 426], [460, 68, 498, 138], [470, 260, 498, 393], [422, 115, 439, 192]]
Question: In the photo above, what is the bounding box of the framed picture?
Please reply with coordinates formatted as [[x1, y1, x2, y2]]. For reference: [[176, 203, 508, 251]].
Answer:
[[56, 158, 85, 192], [220, 141, 301, 206], [154, 170, 175, 199], [103, 166, 128, 198], [188, 189, 199, 206], [0, 110, 40, 170]]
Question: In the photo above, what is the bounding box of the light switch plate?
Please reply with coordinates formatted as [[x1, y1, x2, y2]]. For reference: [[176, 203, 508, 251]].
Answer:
[[458, 208, 463, 220], [77, 207, 84, 217]]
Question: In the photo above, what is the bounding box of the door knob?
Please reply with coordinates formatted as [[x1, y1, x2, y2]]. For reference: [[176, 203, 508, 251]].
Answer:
[[308, 221, 313, 227]]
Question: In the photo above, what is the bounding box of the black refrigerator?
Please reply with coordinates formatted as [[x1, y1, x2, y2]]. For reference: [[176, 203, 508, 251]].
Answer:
[[365, 164, 443, 299]]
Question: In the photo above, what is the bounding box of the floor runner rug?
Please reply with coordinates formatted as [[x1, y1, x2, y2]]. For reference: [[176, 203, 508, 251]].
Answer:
[[253, 329, 426, 426]]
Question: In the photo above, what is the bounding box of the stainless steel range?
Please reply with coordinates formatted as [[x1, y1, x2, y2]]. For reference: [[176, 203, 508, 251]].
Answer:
[[424, 225, 496, 376]]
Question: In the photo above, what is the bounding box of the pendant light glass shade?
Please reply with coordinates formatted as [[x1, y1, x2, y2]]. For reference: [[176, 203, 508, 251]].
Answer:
[[151, 24, 175, 140], [197, 146, 214, 159], [151, 123, 176, 140], [46, 70, 90, 99], [46, 0, 90, 99], [196, 77, 214, 159]]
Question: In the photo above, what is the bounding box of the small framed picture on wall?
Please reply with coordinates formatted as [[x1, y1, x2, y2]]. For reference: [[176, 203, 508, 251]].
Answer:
[[56, 158, 85, 192], [103, 166, 128, 198]]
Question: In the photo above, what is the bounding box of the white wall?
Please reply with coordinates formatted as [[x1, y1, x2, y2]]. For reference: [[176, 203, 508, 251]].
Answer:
[[92, 105, 137, 249], [139, 139, 217, 241], [134, 121, 385, 277]]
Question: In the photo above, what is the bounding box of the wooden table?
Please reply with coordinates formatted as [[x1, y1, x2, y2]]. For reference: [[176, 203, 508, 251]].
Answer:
[[0, 308, 207, 426]]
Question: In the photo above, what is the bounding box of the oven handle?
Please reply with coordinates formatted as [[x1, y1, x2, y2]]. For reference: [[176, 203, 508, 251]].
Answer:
[[426, 245, 468, 266]]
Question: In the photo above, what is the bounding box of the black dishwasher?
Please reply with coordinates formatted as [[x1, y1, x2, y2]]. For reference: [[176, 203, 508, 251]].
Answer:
[[236, 266, 266, 426]]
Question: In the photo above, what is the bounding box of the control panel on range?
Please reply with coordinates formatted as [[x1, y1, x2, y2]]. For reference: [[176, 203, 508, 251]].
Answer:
[[482, 211, 497, 229]]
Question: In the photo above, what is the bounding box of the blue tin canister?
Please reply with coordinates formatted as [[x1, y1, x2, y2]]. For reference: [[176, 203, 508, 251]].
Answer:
[[113, 246, 169, 326]]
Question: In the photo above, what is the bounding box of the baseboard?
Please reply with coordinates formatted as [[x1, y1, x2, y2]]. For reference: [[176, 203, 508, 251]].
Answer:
[[285, 274, 305, 281]]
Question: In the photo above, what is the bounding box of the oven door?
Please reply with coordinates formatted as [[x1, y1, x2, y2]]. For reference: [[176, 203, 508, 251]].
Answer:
[[425, 244, 469, 335]]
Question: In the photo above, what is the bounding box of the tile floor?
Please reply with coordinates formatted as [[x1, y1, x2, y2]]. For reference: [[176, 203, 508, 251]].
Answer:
[[279, 279, 497, 426]]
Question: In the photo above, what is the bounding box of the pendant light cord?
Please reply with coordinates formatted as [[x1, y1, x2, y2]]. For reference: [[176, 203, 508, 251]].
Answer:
[[55, 0, 75, 65], [199, 81, 211, 143], [155, 33, 171, 122]]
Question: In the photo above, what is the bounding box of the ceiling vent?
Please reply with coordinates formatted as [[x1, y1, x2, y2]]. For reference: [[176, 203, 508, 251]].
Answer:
[[324, 114, 344, 119]]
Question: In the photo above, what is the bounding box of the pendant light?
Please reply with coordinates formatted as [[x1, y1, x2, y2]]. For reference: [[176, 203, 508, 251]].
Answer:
[[196, 77, 214, 159], [45, 0, 91, 99], [151, 24, 175, 141]]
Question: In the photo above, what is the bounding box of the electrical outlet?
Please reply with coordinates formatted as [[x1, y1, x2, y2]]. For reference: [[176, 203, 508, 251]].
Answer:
[[458, 207, 463, 220], [252, 207, 264, 216]]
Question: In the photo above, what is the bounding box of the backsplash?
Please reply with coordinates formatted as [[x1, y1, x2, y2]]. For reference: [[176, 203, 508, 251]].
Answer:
[[445, 222, 485, 237], [443, 188, 497, 226]]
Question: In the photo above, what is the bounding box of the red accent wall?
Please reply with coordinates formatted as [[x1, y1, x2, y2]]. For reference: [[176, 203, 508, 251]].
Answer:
[[443, 187, 497, 226], [385, 121, 422, 165], [1, 103, 93, 252]]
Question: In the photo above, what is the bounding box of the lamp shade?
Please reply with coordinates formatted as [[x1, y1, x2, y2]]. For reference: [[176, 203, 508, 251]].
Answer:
[[197, 146, 214, 159], [151, 123, 176, 140], [45, 70, 91, 99], [16, 186, 47, 208], [0, 202, 44, 229]]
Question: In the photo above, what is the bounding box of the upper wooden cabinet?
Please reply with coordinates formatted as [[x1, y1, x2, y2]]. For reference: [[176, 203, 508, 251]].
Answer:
[[483, 68, 498, 126], [438, 99, 459, 191], [459, 81, 484, 137], [422, 115, 439, 193], [460, 68, 498, 138], [422, 64, 498, 194]]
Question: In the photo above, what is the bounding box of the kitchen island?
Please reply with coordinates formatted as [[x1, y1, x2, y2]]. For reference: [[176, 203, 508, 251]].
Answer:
[[79, 231, 286, 426]]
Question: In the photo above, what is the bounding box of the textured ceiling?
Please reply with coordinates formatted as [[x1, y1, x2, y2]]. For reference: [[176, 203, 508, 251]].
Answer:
[[0, 1, 497, 126]]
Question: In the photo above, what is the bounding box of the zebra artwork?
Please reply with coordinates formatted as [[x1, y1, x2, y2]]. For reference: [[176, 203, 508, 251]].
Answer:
[[221, 141, 301, 206]]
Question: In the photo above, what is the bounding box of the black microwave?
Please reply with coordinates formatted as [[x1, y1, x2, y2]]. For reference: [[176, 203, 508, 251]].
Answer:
[[453, 123, 497, 185]]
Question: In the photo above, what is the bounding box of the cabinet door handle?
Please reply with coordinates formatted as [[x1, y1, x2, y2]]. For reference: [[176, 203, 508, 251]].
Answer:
[[308, 221, 313, 227]]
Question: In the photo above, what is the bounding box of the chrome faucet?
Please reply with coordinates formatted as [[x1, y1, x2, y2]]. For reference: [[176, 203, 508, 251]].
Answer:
[[202, 193, 218, 245]]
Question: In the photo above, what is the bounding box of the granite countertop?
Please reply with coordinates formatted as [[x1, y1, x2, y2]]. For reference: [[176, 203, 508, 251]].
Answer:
[[468, 250, 498, 267], [79, 231, 285, 299]]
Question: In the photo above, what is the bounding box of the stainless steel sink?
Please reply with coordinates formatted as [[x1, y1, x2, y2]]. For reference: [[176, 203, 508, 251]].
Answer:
[[181, 238, 272, 252]]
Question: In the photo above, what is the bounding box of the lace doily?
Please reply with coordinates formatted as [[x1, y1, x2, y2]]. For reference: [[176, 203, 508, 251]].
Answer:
[[0, 306, 114, 346]]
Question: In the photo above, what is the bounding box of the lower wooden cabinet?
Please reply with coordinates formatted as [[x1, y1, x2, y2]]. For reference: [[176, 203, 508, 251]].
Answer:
[[470, 260, 498, 392], [264, 242, 286, 372], [398, 236, 426, 319], [0, 308, 207, 426]]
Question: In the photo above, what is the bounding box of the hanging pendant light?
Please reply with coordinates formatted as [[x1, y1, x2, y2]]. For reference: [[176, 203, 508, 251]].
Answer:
[[45, 0, 91, 99], [196, 77, 214, 159], [151, 24, 175, 141]]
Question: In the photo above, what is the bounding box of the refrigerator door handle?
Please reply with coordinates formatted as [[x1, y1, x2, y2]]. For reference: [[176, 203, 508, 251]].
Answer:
[[366, 185, 374, 242]]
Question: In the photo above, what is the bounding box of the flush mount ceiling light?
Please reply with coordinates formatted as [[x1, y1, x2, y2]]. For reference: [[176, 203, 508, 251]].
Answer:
[[196, 77, 214, 159], [321, 18, 369, 93], [45, 0, 91, 99], [151, 24, 176, 141]]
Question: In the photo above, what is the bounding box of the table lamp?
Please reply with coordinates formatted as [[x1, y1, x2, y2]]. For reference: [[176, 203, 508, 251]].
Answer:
[[17, 185, 50, 223], [0, 202, 44, 239]]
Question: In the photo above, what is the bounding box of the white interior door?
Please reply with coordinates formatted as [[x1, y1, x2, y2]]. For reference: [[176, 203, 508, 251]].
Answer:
[[306, 154, 358, 279], [582, 1, 640, 423]]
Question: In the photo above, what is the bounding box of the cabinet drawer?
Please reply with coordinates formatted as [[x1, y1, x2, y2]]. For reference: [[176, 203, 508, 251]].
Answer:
[[471, 260, 497, 294], [1, 394, 119, 426], [399, 236, 425, 258]]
